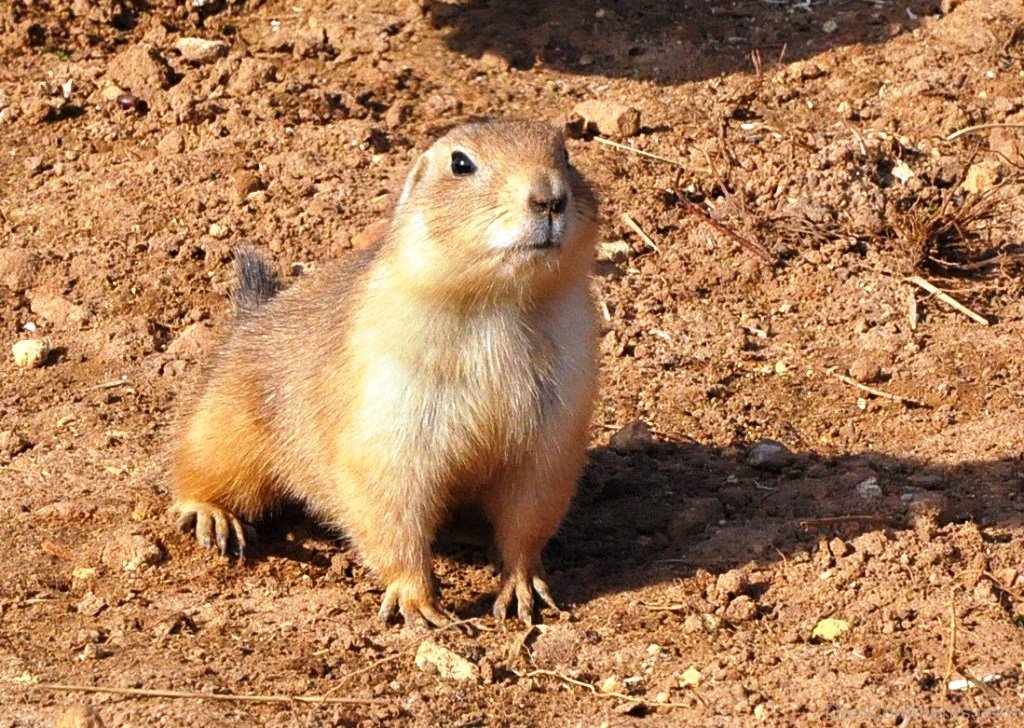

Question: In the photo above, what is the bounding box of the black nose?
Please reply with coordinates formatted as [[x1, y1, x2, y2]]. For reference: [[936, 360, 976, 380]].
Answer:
[[530, 193, 567, 215]]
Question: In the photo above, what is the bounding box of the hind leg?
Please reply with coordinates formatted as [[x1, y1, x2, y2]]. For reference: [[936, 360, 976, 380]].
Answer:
[[170, 386, 276, 559]]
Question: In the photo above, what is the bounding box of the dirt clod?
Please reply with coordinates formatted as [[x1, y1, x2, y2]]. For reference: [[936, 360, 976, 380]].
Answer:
[[745, 439, 794, 472], [571, 100, 642, 138], [609, 420, 655, 453], [414, 640, 480, 682], [174, 37, 229, 64]]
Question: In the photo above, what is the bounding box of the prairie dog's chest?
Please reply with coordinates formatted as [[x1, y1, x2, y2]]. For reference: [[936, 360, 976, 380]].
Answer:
[[350, 293, 594, 468]]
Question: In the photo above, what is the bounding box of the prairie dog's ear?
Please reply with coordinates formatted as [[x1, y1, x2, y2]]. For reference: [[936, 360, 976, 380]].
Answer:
[[398, 152, 429, 208]]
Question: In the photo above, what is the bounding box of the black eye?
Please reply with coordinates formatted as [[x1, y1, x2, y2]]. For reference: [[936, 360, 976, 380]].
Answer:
[[451, 150, 476, 176]]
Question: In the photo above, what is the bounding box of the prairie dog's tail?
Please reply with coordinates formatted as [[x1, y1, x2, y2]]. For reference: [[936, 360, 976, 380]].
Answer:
[[231, 247, 281, 315]]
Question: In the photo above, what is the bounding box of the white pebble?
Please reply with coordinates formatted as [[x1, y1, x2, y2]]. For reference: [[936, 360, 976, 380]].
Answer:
[[12, 338, 50, 368]]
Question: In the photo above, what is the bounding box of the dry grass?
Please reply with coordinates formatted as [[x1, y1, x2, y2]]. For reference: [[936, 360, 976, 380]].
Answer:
[[887, 178, 1023, 287]]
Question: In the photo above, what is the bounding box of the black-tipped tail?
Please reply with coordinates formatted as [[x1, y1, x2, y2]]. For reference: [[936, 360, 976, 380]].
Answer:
[[231, 247, 281, 315]]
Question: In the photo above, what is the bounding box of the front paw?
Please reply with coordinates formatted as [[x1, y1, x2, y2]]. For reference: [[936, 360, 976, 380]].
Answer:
[[493, 567, 561, 625]]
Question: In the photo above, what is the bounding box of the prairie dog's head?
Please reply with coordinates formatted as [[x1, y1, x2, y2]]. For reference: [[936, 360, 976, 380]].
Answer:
[[389, 120, 598, 301]]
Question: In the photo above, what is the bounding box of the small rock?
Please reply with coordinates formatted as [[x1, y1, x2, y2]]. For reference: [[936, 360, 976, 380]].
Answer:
[[157, 129, 185, 155], [208, 223, 229, 240], [724, 595, 758, 622], [75, 592, 107, 618], [609, 420, 655, 453], [71, 567, 98, 586], [854, 477, 882, 499], [102, 533, 165, 571], [680, 666, 703, 687], [56, 704, 105, 728], [745, 439, 794, 472], [811, 618, 850, 642], [828, 537, 850, 558], [599, 675, 624, 693], [0, 247, 38, 291], [384, 102, 411, 129], [961, 163, 999, 194], [175, 37, 229, 64], [907, 491, 948, 529], [596, 240, 630, 264], [12, 338, 50, 368], [531, 624, 586, 669], [849, 357, 883, 384], [352, 219, 389, 250], [99, 83, 124, 102], [106, 44, 173, 99], [414, 640, 479, 682], [571, 100, 642, 138], [232, 170, 264, 201], [0, 430, 31, 463], [716, 569, 749, 600]]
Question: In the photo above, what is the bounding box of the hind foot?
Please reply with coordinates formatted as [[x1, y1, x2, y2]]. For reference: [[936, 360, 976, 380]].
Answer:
[[493, 566, 561, 625], [171, 500, 255, 559]]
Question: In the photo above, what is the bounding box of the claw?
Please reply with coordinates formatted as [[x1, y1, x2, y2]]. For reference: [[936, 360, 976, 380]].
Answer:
[[494, 568, 561, 625], [379, 581, 451, 628], [170, 501, 253, 559]]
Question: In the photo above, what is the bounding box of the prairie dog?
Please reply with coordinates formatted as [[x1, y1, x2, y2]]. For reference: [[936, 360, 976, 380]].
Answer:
[[170, 120, 599, 626]]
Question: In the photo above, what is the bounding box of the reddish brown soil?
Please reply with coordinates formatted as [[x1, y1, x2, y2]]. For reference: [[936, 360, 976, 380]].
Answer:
[[3, 1, 1024, 725]]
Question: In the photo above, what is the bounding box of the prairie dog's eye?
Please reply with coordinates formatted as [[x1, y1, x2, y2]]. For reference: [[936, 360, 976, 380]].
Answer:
[[450, 150, 477, 176]]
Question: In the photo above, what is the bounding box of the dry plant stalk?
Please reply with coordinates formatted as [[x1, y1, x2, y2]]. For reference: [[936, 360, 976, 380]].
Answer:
[[890, 181, 1022, 285]]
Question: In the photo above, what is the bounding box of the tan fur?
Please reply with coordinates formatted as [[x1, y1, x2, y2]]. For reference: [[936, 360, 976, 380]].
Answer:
[[170, 120, 600, 626]]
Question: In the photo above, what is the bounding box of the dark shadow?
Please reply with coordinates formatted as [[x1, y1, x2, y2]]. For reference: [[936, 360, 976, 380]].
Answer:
[[547, 440, 1023, 609], [425, 0, 937, 84], [243, 438, 1022, 622]]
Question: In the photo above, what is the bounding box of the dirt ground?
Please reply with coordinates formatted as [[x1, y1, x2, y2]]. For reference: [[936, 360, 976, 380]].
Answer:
[[2, 0, 1024, 725]]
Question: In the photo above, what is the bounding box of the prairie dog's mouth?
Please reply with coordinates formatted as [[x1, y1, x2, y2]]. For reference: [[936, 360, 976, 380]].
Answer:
[[521, 238, 559, 251]]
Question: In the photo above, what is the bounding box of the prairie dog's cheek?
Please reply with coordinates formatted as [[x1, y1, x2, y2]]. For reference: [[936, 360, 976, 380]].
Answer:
[[485, 217, 531, 251]]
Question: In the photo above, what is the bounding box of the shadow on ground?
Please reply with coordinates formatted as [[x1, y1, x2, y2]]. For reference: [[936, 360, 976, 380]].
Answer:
[[425, 0, 934, 84]]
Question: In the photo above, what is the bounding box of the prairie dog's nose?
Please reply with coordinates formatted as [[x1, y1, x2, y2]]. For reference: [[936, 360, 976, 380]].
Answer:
[[529, 176, 568, 215]]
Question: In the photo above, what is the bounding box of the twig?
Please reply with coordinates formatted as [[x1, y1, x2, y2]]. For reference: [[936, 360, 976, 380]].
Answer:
[[904, 276, 990, 325], [34, 683, 384, 706], [957, 666, 1000, 700], [591, 136, 692, 169], [640, 602, 687, 612], [800, 515, 896, 529], [944, 590, 957, 693], [827, 369, 925, 408], [620, 212, 661, 252], [982, 571, 1024, 603], [521, 669, 693, 709], [681, 198, 777, 264], [945, 123, 1024, 142], [87, 377, 131, 391]]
